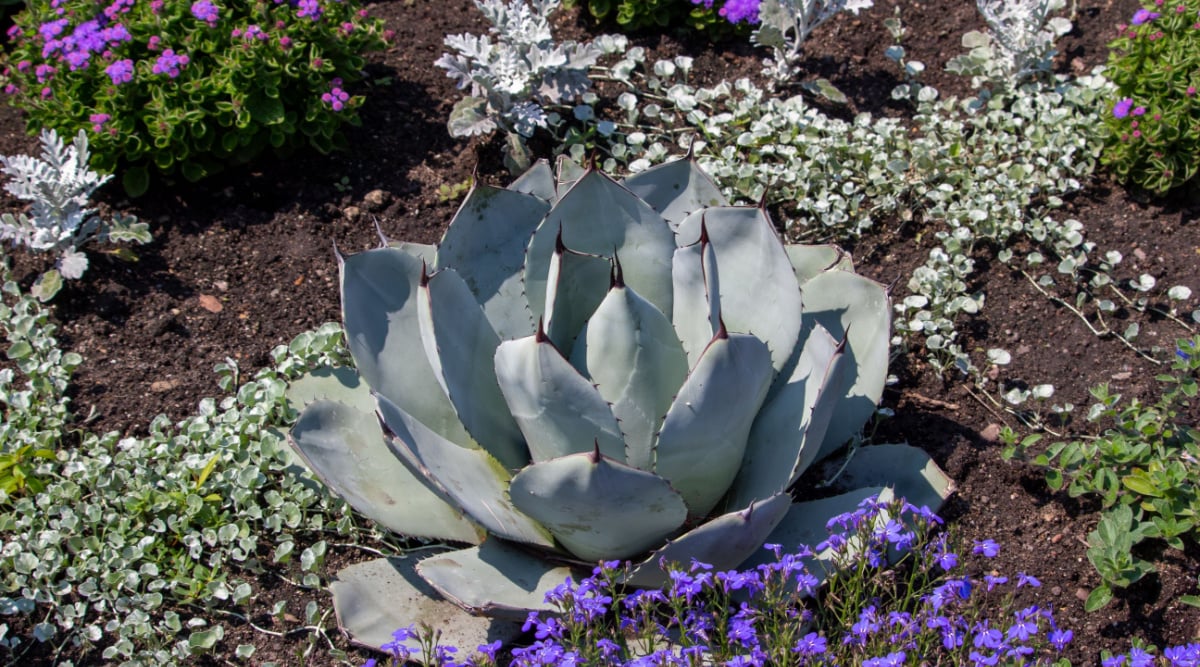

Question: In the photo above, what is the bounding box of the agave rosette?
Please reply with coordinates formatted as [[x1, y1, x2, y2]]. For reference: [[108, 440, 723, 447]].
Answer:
[[287, 156, 952, 653]]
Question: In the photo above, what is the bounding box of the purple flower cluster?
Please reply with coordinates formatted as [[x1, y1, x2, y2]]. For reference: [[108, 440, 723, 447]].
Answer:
[[191, 0, 220, 25], [38, 14, 132, 73], [719, 0, 761, 24], [1104, 643, 1200, 667], [297, 0, 323, 21], [689, 0, 760, 24], [321, 78, 350, 111], [367, 499, 1079, 667], [151, 49, 189, 78]]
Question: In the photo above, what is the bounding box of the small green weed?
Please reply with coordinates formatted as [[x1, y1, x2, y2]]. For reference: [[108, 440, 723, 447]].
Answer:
[[1002, 336, 1200, 610]]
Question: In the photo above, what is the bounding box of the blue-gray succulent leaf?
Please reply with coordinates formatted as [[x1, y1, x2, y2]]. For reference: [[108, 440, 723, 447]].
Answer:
[[670, 226, 721, 369], [798, 270, 892, 461], [416, 540, 582, 619], [725, 324, 845, 510], [331, 556, 525, 655], [288, 400, 483, 544], [570, 277, 688, 471], [621, 492, 793, 588], [654, 328, 773, 518], [389, 241, 437, 266], [285, 364, 375, 416], [783, 243, 854, 284], [340, 247, 473, 447], [525, 169, 676, 322], [435, 184, 550, 340], [507, 158, 556, 202], [376, 392, 555, 549], [677, 206, 803, 376], [554, 155, 586, 195], [508, 448, 689, 561], [543, 234, 612, 352], [827, 444, 955, 515], [620, 156, 727, 229], [418, 267, 528, 471], [494, 327, 625, 463]]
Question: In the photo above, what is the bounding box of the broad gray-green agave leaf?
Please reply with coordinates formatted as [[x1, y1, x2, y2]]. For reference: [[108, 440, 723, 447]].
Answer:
[[287, 155, 952, 659]]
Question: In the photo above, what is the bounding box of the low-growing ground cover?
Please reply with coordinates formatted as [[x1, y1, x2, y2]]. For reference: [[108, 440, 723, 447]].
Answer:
[[0, 0, 1198, 664]]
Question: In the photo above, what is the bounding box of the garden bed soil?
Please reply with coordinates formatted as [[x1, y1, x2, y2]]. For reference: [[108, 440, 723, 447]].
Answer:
[[3, 0, 1200, 664]]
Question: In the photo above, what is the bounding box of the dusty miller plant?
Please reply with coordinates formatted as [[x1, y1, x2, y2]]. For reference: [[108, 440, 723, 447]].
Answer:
[[752, 0, 874, 86], [0, 130, 149, 301], [946, 0, 1073, 90], [435, 0, 625, 171]]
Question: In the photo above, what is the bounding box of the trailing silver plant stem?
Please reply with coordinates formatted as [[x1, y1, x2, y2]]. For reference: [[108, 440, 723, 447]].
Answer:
[[0, 129, 150, 301], [753, 0, 874, 85], [946, 0, 1072, 89], [434, 0, 626, 171]]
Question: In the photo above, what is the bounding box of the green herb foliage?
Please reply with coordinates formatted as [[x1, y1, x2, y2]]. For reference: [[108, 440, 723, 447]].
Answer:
[[1101, 0, 1200, 193], [1002, 336, 1200, 610], [0, 0, 388, 196]]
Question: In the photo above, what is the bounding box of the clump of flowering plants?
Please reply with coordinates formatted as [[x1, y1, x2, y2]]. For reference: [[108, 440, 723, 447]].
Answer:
[[367, 498, 1076, 666], [0, 0, 388, 196], [1101, 0, 1200, 193]]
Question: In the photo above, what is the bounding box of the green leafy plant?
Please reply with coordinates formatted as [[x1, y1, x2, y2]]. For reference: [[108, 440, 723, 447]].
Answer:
[[1100, 0, 1200, 193], [436, 177, 473, 203], [1002, 336, 1200, 610], [285, 155, 952, 651], [0, 0, 389, 196]]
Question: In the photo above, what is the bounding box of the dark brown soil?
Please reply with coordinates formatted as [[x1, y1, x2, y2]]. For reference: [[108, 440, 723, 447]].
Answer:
[[3, 0, 1200, 664]]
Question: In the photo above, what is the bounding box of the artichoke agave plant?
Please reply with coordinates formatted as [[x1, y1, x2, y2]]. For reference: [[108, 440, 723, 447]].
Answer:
[[287, 156, 952, 656]]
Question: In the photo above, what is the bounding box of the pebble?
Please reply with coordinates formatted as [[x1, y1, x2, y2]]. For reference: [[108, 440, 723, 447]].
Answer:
[[150, 379, 179, 392], [344, 205, 362, 220], [363, 189, 389, 211], [979, 423, 1001, 442]]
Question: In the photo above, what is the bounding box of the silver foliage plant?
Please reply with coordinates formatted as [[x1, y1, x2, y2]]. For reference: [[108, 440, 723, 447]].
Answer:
[[434, 0, 626, 170], [0, 129, 149, 301], [753, 0, 874, 85], [946, 0, 1073, 89], [286, 156, 952, 658]]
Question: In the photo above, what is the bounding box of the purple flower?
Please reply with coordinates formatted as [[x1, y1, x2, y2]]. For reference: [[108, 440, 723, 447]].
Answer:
[[89, 112, 111, 132], [152, 49, 189, 78], [1129, 648, 1156, 667], [720, 0, 761, 24], [1131, 8, 1161, 24], [1050, 628, 1073, 651], [191, 0, 219, 23], [105, 58, 134, 84], [297, 0, 322, 20], [793, 632, 827, 656], [973, 539, 1000, 558], [1113, 98, 1134, 118], [1017, 572, 1041, 588]]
